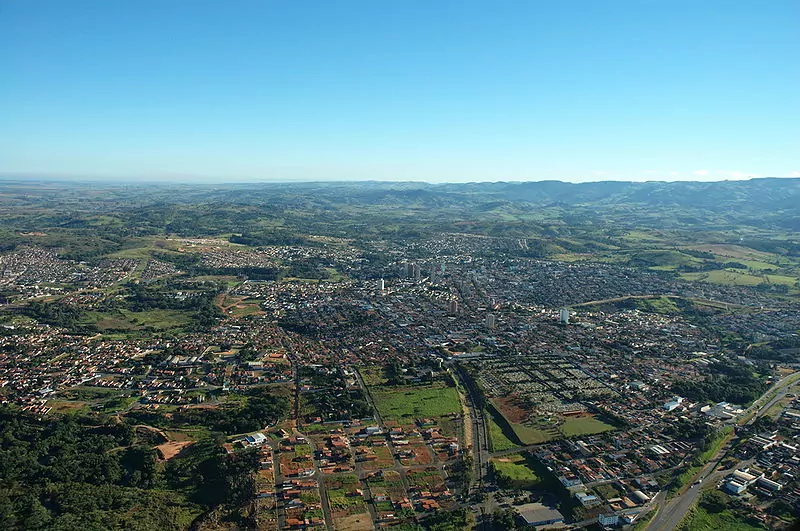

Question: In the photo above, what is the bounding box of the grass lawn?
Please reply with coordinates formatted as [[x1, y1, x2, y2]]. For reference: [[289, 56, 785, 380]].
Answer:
[[677, 506, 765, 531], [487, 413, 519, 452], [560, 416, 616, 437], [371, 384, 461, 420], [508, 422, 557, 445], [325, 488, 366, 511], [294, 444, 313, 458], [594, 483, 624, 500], [490, 454, 540, 489], [631, 509, 656, 531]]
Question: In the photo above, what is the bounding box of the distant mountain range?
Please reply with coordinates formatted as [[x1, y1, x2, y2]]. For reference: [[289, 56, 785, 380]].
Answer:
[[1, 176, 798, 233]]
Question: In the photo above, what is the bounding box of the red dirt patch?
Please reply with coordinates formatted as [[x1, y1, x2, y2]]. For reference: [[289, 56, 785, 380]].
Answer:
[[494, 396, 529, 424], [156, 441, 194, 460]]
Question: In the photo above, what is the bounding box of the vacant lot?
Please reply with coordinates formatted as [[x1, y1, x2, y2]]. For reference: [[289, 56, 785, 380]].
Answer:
[[560, 415, 616, 437], [86, 308, 193, 331], [371, 384, 461, 420], [487, 411, 519, 452], [636, 296, 681, 314], [490, 454, 540, 489], [677, 505, 765, 531]]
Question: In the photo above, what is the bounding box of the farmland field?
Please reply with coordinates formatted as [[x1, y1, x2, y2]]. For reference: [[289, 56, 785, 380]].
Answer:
[[681, 269, 797, 287]]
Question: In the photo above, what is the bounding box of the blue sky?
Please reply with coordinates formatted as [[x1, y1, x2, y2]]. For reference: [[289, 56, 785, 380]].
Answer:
[[1, 0, 798, 183]]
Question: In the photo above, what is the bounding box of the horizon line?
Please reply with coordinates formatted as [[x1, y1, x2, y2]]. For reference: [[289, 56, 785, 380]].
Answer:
[[0, 172, 797, 187]]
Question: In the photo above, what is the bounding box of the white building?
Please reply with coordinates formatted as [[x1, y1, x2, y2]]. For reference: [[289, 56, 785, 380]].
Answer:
[[663, 396, 684, 412]]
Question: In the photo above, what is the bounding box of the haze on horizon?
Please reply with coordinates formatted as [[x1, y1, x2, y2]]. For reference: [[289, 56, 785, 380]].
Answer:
[[1, 1, 798, 183]]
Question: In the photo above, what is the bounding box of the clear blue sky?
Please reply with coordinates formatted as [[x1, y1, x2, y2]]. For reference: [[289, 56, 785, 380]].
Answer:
[[1, 0, 798, 182]]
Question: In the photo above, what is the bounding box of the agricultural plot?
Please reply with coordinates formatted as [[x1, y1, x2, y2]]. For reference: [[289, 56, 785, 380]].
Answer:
[[681, 269, 798, 288]]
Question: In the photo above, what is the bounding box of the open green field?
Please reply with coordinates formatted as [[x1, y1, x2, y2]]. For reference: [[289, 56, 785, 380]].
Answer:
[[636, 296, 681, 314], [84, 309, 193, 331], [632, 249, 706, 270], [730, 259, 779, 271], [508, 422, 558, 445], [560, 416, 616, 437], [681, 269, 798, 288], [325, 488, 367, 512], [682, 270, 768, 286], [359, 366, 387, 386], [46, 400, 90, 415], [683, 244, 774, 261], [677, 505, 765, 531], [487, 412, 519, 452], [594, 482, 625, 500], [764, 274, 799, 286], [371, 384, 461, 420], [490, 454, 540, 489]]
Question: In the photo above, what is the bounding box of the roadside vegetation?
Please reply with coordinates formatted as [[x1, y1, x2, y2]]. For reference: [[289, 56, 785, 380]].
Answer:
[[678, 491, 766, 530]]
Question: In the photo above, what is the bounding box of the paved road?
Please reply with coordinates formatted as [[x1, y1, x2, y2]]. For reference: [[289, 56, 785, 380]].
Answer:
[[294, 428, 335, 531], [647, 371, 799, 530], [271, 440, 287, 531], [453, 365, 490, 491], [745, 371, 800, 426], [647, 450, 733, 531], [353, 367, 413, 495]]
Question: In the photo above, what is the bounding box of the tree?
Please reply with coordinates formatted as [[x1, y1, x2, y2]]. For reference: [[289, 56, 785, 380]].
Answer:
[[490, 508, 518, 530], [699, 490, 727, 514]]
